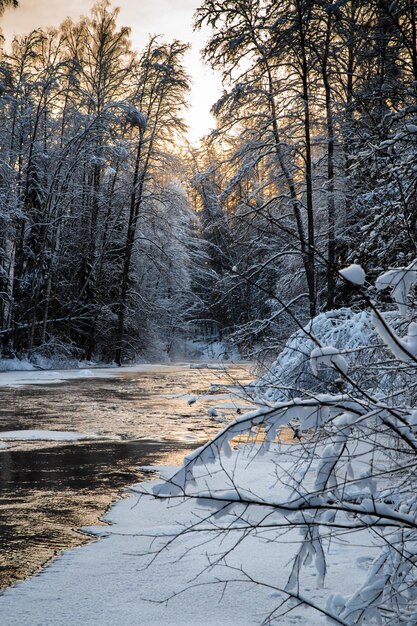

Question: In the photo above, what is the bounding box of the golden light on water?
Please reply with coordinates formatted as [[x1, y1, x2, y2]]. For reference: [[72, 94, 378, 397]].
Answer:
[[0, 365, 254, 588]]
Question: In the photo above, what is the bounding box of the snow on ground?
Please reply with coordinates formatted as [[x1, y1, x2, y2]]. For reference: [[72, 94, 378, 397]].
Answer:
[[0, 430, 105, 442], [0, 364, 188, 388], [0, 444, 373, 626], [189, 362, 228, 370]]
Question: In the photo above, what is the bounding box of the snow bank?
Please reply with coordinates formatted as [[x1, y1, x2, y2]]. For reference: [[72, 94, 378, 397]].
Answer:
[[0, 357, 36, 371], [0, 356, 96, 373], [0, 364, 179, 388], [255, 307, 413, 404], [0, 445, 371, 626]]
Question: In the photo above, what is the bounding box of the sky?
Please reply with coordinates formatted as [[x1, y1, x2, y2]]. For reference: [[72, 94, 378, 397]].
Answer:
[[1, 0, 222, 143]]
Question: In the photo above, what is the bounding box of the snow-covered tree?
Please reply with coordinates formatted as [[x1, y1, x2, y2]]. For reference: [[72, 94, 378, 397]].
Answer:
[[0, 1, 203, 364], [0, 0, 17, 15], [113, 35, 190, 364], [191, 0, 417, 358]]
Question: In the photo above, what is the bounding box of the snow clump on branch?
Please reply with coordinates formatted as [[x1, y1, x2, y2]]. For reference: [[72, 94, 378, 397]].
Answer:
[[310, 346, 348, 376], [375, 258, 417, 315], [339, 263, 366, 286]]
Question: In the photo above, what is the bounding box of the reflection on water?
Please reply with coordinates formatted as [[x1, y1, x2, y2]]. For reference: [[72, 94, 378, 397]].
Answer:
[[0, 364, 253, 589], [0, 365, 252, 443], [0, 440, 193, 589]]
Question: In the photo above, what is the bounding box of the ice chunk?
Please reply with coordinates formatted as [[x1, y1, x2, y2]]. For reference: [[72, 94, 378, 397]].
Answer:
[[0, 430, 101, 441]]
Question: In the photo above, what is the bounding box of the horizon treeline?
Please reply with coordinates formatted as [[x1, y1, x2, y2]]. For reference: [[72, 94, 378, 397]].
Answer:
[[1, 0, 417, 364]]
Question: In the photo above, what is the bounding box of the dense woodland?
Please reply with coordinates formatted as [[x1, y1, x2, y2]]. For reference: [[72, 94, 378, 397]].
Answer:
[[0, 0, 416, 364], [1, 3, 417, 624]]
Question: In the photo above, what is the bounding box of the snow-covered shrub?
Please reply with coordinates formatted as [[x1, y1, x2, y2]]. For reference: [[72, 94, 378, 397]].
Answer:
[[255, 308, 374, 402], [184, 338, 240, 361], [254, 307, 417, 407], [0, 357, 36, 371], [148, 262, 417, 625], [29, 337, 85, 370]]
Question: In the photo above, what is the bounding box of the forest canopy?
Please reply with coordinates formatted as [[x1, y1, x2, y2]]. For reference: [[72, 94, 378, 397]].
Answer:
[[0, 0, 416, 366]]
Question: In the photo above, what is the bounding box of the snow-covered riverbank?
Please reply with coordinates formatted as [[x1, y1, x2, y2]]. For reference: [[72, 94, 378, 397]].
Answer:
[[0, 363, 184, 388], [0, 363, 380, 625], [0, 442, 371, 626]]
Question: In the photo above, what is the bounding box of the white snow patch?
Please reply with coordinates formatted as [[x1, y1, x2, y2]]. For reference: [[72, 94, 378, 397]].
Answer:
[[0, 430, 103, 441], [78, 369, 95, 377], [310, 346, 348, 376], [339, 264, 366, 285]]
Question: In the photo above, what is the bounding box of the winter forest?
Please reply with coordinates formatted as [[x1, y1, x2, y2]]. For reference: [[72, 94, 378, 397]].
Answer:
[[1, 0, 417, 625], [0, 0, 414, 366], [0, 1, 417, 363]]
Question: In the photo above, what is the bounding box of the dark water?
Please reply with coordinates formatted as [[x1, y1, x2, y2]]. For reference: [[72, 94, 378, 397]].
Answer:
[[0, 365, 252, 589]]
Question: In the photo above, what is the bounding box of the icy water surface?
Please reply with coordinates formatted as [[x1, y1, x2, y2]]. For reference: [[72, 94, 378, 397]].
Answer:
[[0, 363, 253, 589]]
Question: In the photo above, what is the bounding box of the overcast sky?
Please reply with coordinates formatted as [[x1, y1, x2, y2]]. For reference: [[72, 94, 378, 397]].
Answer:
[[1, 0, 222, 142]]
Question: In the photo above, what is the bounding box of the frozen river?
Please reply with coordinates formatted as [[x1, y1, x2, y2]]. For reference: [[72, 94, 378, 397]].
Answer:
[[0, 363, 253, 589]]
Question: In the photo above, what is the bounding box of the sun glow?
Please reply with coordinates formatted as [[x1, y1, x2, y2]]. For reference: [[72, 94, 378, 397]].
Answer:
[[1, 0, 221, 143]]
